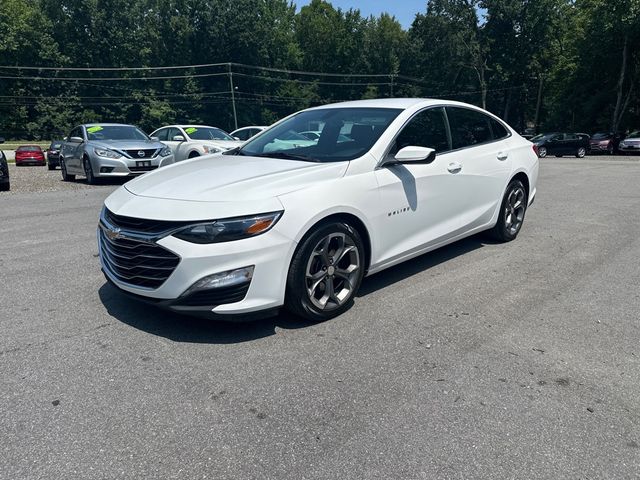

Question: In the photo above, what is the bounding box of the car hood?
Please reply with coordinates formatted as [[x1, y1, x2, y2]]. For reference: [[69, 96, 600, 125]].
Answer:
[[124, 154, 348, 203], [91, 139, 165, 151]]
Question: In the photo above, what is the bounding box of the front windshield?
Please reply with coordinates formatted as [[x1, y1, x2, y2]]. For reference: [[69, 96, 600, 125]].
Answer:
[[236, 107, 403, 162], [592, 133, 610, 140], [86, 125, 149, 141], [628, 131, 640, 138], [185, 127, 234, 141]]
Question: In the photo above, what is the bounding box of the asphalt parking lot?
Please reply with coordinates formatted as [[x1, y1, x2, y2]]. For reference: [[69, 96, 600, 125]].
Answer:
[[1, 155, 640, 479]]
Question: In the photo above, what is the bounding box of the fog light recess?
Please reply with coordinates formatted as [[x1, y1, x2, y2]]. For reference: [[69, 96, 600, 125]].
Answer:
[[181, 266, 254, 298]]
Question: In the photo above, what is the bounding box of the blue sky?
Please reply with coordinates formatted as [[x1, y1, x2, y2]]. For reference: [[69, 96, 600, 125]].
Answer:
[[295, 0, 426, 29]]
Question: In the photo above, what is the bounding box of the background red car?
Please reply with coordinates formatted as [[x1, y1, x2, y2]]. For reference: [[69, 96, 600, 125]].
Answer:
[[15, 145, 46, 166]]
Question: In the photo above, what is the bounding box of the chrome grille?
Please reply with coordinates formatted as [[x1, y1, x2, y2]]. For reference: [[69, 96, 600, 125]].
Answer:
[[99, 208, 184, 289], [124, 148, 159, 159], [99, 229, 180, 289]]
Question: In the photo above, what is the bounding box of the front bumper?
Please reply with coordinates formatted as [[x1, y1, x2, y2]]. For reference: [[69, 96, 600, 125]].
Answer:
[[98, 219, 296, 318], [619, 144, 640, 153], [93, 154, 175, 177]]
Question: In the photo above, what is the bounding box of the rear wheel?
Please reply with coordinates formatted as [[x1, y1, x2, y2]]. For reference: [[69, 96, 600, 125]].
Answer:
[[607, 144, 614, 155], [488, 179, 527, 242], [285, 222, 365, 322], [60, 158, 75, 181], [538, 146, 547, 158], [0, 182, 9, 192], [47, 162, 55, 170], [84, 156, 98, 184], [576, 147, 586, 158]]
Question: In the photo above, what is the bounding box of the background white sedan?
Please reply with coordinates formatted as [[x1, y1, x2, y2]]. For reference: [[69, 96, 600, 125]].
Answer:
[[151, 125, 243, 161]]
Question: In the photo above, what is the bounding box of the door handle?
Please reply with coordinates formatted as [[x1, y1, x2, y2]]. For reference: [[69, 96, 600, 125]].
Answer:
[[447, 162, 462, 174], [497, 152, 509, 161]]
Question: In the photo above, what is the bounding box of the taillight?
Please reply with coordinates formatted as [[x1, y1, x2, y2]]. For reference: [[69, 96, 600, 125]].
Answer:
[[532, 144, 539, 157]]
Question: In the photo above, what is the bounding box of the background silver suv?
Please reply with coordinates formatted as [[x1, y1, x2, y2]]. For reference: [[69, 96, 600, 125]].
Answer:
[[59, 123, 174, 184]]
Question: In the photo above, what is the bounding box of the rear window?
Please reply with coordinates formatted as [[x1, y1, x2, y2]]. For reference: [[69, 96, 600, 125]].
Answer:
[[17, 146, 42, 151], [50, 142, 62, 148], [446, 107, 494, 149]]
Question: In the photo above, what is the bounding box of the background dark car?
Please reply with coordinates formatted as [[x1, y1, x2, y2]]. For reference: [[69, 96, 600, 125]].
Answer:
[[531, 132, 590, 158], [589, 132, 623, 154], [15, 145, 46, 166], [0, 137, 9, 191], [46, 140, 63, 170]]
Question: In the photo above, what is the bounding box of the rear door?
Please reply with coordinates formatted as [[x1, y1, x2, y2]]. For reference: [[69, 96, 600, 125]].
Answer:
[[443, 106, 513, 231]]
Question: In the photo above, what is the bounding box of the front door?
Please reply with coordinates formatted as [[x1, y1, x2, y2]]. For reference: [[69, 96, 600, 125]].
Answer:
[[374, 107, 461, 265]]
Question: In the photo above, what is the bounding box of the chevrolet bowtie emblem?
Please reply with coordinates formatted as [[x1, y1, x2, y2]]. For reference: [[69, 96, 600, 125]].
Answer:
[[105, 226, 122, 241]]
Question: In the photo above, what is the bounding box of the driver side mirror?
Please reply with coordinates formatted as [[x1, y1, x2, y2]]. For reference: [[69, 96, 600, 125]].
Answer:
[[393, 146, 436, 164], [172, 135, 185, 142], [150, 136, 159, 141], [69, 136, 84, 144]]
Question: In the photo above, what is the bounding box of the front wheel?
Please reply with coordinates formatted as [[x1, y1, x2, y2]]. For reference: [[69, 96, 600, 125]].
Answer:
[[538, 146, 547, 158], [488, 180, 528, 242], [47, 162, 55, 170], [60, 158, 75, 181], [576, 147, 586, 158], [285, 222, 365, 322], [84, 156, 98, 185]]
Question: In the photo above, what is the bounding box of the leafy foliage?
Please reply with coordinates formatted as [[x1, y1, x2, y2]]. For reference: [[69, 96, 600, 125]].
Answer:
[[0, 0, 638, 139]]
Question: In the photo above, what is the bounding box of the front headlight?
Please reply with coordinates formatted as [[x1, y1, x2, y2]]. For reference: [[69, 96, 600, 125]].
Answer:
[[173, 211, 283, 244], [203, 145, 221, 154], [160, 146, 172, 157], [94, 148, 121, 159]]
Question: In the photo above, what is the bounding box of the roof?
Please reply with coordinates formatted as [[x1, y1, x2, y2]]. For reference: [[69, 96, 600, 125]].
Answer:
[[307, 98, 488, 111]]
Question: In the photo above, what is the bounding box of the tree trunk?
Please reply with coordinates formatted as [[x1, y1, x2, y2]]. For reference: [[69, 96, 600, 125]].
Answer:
[[534, 75, 544, 133], [611, 35, 628, 133]]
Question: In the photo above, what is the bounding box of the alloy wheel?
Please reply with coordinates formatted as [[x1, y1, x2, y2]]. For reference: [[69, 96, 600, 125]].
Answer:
[[538, 147, 547, 158], [305, 232, 360, 311], [504, 186, 526, 236]]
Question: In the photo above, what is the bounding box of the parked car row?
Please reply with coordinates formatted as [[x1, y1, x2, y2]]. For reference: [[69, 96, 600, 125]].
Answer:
[[531, 131, 640, 158]]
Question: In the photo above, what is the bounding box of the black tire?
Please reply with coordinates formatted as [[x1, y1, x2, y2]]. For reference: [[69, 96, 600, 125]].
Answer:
[[285, 221, 365, 322], [538, 146, 547, 158], [488, 179, 528, 242], [607, 144, 614, 155], [83, 156, 98, 185], [188, 151, 200, 158], [47, 162, 55, 170], [576, 147, 586, 158], [0, 182, 9, 192], [60, 158, 75, 181]]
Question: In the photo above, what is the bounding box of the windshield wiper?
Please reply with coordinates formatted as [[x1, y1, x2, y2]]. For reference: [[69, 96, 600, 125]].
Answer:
[[252, 152, 319, 162]]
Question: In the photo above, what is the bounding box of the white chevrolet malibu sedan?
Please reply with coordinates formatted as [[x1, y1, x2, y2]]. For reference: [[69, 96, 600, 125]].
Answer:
[[99, 99, 538, 322]]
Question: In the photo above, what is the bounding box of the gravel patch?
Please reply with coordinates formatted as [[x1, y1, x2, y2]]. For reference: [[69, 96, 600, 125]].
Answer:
[[0, 164, 124, 195]]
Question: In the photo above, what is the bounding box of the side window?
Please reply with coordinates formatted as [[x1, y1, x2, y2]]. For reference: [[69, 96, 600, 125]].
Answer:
[[565, 134, 578, 141], [168, 128, 182, 141], [490, 118, 509, 140], [235, 129, 250, 141], [446, 107, 493, 149], [154, 128, 168, 141], [69, 127, 83, 140], [392, 107, 450, 154]]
